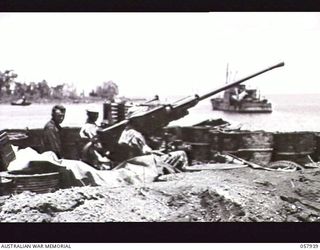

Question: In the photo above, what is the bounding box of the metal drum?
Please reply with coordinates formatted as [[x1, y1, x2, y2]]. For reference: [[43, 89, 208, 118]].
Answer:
[[188, 142, 211, 162], [181, 126, 212, 143], [208, 130, 220, 156], [163, 126, 183, 142], [180, 127, 212, 162], [314, 133, 320, 161], [218, 131, 243, 154], [237, 131, 273, 166], [273, 132, 316, 164]]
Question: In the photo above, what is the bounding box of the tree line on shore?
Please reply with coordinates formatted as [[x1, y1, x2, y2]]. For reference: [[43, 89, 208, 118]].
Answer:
[[0, 69, 119, 102]]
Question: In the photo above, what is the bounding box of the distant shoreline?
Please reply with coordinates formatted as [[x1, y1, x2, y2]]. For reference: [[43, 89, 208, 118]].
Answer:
[[0, 96, 148, 105], [0, 96, 101, 104]]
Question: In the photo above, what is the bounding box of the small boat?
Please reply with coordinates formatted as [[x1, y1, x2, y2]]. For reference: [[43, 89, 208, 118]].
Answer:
[[210, 64, 272, 113], [11, 98, 31, 106], [210, 84, 272, 113], [11, 101, 31, 106]]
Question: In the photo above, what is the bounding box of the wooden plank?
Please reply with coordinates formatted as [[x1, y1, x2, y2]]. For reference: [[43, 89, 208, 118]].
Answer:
[[185, 163, 248, 171]]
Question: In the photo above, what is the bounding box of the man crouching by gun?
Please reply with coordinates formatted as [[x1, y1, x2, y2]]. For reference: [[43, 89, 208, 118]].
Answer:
[[116, 119, 188, 173], [80, 108, 112, 170]]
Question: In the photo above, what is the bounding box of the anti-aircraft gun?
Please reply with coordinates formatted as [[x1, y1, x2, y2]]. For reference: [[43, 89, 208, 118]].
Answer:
[[97, 62, 285, 159]]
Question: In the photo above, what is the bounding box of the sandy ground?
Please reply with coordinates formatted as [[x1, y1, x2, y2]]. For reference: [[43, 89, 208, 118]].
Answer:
[[1, 164, 320, 222]]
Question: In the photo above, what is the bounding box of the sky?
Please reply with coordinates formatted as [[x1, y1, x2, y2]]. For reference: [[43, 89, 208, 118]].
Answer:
[[0, 12, 320, 98]]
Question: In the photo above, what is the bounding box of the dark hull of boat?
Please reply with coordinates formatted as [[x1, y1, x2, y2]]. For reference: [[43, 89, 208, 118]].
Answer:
[[213, 108, 272, 113], [211, 99, 272, 113], [11, 102, 32, 106]]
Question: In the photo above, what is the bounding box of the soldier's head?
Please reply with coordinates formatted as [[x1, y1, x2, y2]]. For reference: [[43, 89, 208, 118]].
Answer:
[[52, 105, 66, 125]]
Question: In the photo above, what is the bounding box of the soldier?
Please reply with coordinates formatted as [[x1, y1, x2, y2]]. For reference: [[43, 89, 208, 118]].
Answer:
[[79, 108, 99, 139], [80, 107, 111, 170], [81, 137, 112, 170], [118, 120, 188, 172], [43, 105, 66, 158]]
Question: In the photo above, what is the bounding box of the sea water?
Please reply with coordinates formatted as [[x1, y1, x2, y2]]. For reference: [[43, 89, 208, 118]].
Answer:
[[0, 94, 319, 132]]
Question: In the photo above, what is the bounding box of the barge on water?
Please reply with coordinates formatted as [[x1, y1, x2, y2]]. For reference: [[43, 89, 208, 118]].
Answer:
[[210, 84, 272, 113]]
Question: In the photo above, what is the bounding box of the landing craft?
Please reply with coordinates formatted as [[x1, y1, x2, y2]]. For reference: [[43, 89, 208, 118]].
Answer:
[[210, 64, 272, 113], [210, 83, 272, 113]]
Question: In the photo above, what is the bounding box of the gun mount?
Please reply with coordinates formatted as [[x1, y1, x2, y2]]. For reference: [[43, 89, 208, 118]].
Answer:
[[97, 62, 285, 153]]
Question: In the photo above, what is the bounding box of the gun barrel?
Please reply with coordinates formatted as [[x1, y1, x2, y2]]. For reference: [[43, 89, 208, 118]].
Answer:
[[199, 62, 285, 102]]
